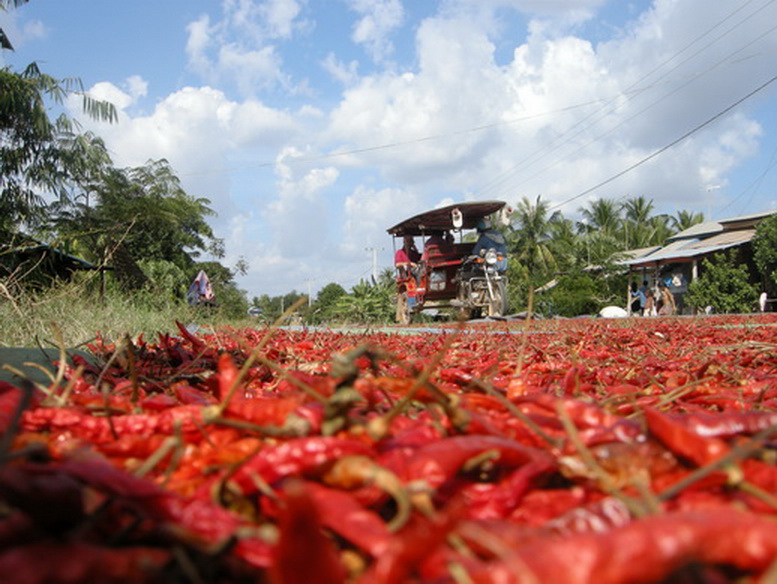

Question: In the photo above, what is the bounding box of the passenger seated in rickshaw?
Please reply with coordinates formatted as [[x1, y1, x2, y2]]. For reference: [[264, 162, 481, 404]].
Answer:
[[472, 219, 508, 272], [421, 230, 452, 263], [395, 235, 421, 279]]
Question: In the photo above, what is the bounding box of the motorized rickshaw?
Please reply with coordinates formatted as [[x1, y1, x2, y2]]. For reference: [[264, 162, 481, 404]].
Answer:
[[387, 200, 511, 324]]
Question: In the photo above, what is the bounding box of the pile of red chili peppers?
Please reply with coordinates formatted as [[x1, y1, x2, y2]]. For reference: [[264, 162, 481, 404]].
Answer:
[[0, 315, 775, 583]]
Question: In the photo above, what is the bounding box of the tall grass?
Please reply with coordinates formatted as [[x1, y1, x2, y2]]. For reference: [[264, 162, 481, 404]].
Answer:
[[0, 280, 254, 348]]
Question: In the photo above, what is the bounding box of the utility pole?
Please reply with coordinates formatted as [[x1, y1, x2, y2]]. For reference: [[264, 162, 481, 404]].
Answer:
[[705, 185, 720, 220], [365, 247, 380, 282]]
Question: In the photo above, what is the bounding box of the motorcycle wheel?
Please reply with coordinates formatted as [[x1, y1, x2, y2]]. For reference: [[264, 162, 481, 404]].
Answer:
[[395, 291, 413, 325], [487, 280, 507, 317]]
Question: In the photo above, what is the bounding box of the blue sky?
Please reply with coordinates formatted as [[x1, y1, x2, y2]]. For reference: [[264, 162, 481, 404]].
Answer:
[[2, 0, 776, 298]]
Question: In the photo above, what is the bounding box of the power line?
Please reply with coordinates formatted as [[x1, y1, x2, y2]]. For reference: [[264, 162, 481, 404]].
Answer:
[[176, 1, 777, 184], [716, 142, 777, 216], [177, 96, 627, 178], [548, 74, 777, 212], [481, 0, 777, 199]]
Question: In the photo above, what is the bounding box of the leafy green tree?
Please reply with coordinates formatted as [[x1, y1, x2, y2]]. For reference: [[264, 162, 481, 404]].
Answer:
[[138, 259, 190, 300], [647, 213, 675, 246], [97, 160, 219, 266], [539, 272, 602, 317], [308, 282, 347, 324], [1, 64, 117, 234], [685, 251, 759, 314], [546, 212, 578, 273], [52, 159, 221, 290], [252, 290, 307, 322], [751, 214, 777, 294], [508, 195, 556, 313], [576, 198, 624, 267]]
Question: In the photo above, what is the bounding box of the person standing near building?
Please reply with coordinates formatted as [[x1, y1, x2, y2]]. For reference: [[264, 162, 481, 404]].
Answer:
[[658, 282, 676, 315], [630, 282, 646, 315]]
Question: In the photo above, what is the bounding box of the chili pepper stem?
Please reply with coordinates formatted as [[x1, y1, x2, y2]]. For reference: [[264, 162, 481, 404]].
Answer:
[[324, 455, 412, 532], [123, 334, 141, 410], [7, 363, 55, 396], [134, 433, 184, 478], [469, 377, 560, 449], [211, 414, 300, 438], [557, 403, 651, 518], [172, 546, 207, 584], [448, 561, 475, 584], [217, 297, 314, 417], [738, 480, 777, 510], [657, 422, 777, 501], [760, 555, 777, 584], [368, 327, 463, 440], [55, 364, 84, 408]]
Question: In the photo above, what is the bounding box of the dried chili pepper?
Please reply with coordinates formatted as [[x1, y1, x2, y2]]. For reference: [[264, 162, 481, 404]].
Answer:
[[269, 480, 346, 584], [461, 508, 777, 584], [644, 407, 730, 467]]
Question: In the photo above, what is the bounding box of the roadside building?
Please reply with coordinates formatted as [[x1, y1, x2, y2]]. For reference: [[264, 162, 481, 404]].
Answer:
[[623, 209, 775, 313]]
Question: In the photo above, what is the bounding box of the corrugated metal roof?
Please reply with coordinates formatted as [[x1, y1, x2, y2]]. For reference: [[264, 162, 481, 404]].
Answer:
[[683, 228, 755, 250], [626, 230, 754, 267], [666, 221, 722, 242], [718, 208, 776, 226], [620, 245, 662, 260]]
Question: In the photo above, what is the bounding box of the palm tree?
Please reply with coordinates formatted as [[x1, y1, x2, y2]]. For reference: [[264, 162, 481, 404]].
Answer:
[[1, 1, 31, 50], [672, 209, 705, 233], [576, 198, 624, 266], [648, 213, 674, 245], [509, 195, 556, 314], [621, 196, 654, 224], [621, 195, 655, 248], [578, 198, 622, 237], [546, 211, 578, 272]]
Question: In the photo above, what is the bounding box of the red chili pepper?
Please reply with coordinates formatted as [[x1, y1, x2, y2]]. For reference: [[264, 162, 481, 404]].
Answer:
[[461, 509, 777, 584], [401, 435, 553, 489], [667, 409, 777, 438], [230, 436, 375, 495], [175, 319, 207, 353], [358, 503, 461, 584], [23, 404, 207, 443], [458, 458, 555, 519], [306, 482, 392, 557], [0, 542, 170, 584], [269, 480, 346, 584], [0, 463, 84, 534], [0, 381, 41, 434], [644, 407, 730, 466]]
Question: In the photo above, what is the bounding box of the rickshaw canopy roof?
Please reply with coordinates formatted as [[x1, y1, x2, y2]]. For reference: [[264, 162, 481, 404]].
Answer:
[[387, 200, 508, 236]]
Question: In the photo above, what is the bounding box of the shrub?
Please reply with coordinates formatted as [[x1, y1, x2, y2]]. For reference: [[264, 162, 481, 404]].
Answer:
[[685, 251, 758, 314]]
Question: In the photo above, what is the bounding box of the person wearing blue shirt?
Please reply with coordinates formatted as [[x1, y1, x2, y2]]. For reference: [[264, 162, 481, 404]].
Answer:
[[472, 219, 508, 272], [630, 282, 646, 315]]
